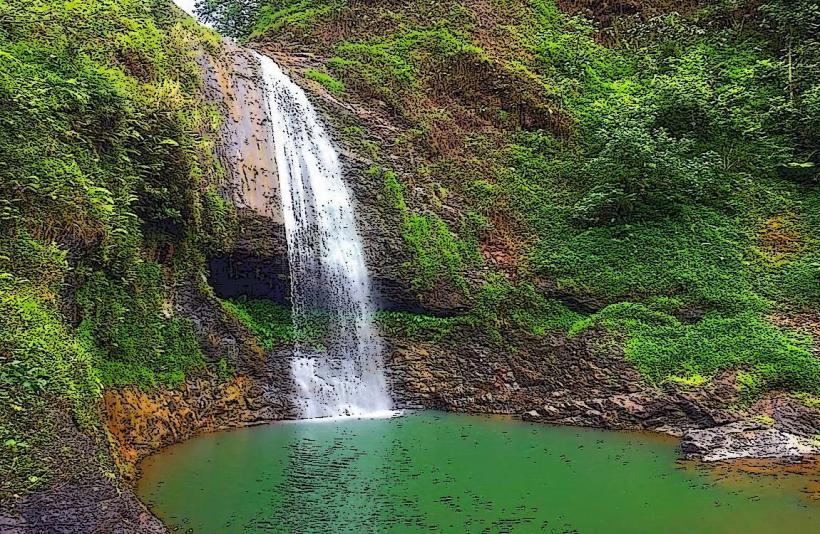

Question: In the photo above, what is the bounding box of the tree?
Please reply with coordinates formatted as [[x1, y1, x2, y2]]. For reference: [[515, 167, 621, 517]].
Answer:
[[195, 0, 261, 39]]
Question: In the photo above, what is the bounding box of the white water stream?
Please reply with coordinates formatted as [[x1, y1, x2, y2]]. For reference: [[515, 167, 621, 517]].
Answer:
[[173, 1, 392, 419], [255, 53, 392, 418]]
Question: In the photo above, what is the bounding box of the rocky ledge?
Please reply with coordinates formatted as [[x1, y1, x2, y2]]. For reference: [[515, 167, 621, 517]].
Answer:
[[682, 422, 820, 462], [385, 330, 820, 463]]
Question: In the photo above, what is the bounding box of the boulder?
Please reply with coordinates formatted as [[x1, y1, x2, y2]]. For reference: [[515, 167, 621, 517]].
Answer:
[[681, 421, 820, 462]]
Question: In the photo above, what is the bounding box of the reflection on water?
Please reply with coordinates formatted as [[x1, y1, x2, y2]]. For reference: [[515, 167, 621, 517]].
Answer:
[[255, 420, 398, 530], [138, 411, 819, 533]]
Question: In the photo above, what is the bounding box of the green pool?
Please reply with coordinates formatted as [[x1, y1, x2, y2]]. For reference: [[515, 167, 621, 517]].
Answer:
[[137, 411, 818, 533]]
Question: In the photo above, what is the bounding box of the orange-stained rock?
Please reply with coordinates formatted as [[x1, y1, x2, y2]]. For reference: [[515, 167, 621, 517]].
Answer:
[[103, 374, 286, 478]]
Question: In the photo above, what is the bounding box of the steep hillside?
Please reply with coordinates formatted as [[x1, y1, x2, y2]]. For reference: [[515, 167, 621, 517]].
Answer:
[[214, 0, 820, 404], [0, 1, 292, 525], [0, 0, 818, 529]]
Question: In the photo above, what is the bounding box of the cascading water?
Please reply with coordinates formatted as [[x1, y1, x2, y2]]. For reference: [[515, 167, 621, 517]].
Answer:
[[174, 0, 392, 419], [254, 53, 392, 419]]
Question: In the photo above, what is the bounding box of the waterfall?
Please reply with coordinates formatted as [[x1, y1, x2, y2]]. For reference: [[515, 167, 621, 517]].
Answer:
[[254, 54, 392, 418], [173, 0, 392, 419]]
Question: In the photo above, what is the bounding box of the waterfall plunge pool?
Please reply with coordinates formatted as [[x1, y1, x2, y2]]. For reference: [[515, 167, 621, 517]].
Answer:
[[137, 411, 819, 533]]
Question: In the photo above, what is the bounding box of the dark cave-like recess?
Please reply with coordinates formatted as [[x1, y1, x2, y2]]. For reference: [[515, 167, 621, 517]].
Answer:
[[208, 255, 290, 304]]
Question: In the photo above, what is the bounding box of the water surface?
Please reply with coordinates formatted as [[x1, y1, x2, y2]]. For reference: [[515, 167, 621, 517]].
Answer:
[[138, 411, 818, 533]]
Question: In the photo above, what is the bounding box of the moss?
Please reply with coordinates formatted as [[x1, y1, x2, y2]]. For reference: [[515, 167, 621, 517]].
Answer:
[[792, 392, 820, 409], [402, 212, 475, 293], [375, 311, 464, 342], [666, 374, 709, 388], [573, 303, 819, 398], [382, 169, 407, 211], [376, 166, 479, 293], [470, 277, 583, 343], [222, 297, 330, 350], [222, 297, 296, 349], [0, 275, 102, 499], [76, 263, 206, 390], [751, 414, 776, 426], [305, 68, 346, 94]]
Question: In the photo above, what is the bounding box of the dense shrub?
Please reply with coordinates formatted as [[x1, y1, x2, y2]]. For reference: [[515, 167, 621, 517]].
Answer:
[[76, 263, 205, 389], [573, 303, 819, 396], [573, 124, 722, 223], [0, 0, 226, 496]]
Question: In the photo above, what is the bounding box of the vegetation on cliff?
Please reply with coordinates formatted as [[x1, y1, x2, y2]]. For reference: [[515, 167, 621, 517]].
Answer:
[[1, 0, 818, 507], [0, 0, 236, 499], [204, 0, 819, 398]]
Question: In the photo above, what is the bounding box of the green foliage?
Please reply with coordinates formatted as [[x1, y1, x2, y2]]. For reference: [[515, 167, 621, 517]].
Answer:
[[0, 0, 226, 274], [305, 68, 345, 94], [222, 296, 330, 349], [530, 205, 765, 311], [402, 212, 476, 293], [76, 263, 205, 390], [200, 186, 237, 253], [376, 166, 479, 293], [0, 0, 238, 499], [470, 276, 583, 342], [0, 276, 101, 425], [572, 124, 722, 224], [195, 0, 262, 39], [573, 303, 819, 398], [666, 374, 708, 388], [382, 169, 407, 211], [251, 0, 340, 38], [0, 1, 227, 391], [752, 189, 820, 308], [0, 274, 102, 498], [375, 311, 464, 342], [327, 26, 489, 109], [222, 297, 296, 349]]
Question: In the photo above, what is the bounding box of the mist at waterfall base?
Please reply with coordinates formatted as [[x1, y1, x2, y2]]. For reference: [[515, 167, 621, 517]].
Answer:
[[254, 52, 392, 419]]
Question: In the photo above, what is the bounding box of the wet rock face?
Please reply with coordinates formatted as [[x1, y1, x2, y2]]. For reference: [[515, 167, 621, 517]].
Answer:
[[200, 41, 283, 222], [385, 330, 820, 461], [681, 422, 820, 462], [383, 329, 686, 427], [208, 209, 290, 304], [200, 41, 295, 305], [104, 371, 294, 478], [385, 330, 727, 433], [209, 254, 290, 302]]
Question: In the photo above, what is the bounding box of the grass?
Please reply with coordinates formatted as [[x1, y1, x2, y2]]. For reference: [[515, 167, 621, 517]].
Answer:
[[377, 165, 480, 293], [305, 68, 345, 94], [222, 297, 296, 349], [572, 303, 819, 395], [375, 311, 464, 342], [76, 263, 206, 390], [222, 297, 330, 350]]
